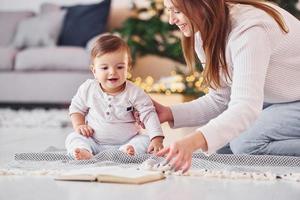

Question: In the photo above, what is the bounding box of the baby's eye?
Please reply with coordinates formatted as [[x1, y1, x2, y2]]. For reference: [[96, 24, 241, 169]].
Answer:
[[174, 10, 181, 14], [100, 66, 108, 70], [117, 66, 125, 69]]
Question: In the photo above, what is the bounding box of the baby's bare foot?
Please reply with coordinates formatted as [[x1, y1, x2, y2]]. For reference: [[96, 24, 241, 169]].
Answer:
[[74, 148, 93, 160], [125, 145, 135, 156]]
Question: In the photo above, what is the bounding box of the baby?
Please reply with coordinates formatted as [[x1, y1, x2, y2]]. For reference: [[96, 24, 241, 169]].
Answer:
[[65, 34, 164, 160]]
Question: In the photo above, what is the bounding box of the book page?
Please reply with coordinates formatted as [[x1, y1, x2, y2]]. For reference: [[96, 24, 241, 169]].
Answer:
[[55, 166, 116, 181], [55, 166, 165, 184], [96, 167, 162, 178]]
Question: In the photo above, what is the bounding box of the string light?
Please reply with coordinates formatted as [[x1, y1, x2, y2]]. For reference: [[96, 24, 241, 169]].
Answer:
[[129, 70, 207, 97]]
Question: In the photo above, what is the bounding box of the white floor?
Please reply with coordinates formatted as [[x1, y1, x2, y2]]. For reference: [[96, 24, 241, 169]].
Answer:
[[1, 121, 300, 200], [0, 127, 70, 166]]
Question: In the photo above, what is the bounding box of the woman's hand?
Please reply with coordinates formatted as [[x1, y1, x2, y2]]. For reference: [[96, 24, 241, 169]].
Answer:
[[152, 100, 173, 124], [156, 131, 208, 172], [132, 108, 145, 129], [132, 99, 173, 127]]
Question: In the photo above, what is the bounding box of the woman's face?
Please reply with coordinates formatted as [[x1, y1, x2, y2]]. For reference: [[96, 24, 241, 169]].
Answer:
[[164, 0, 193, 37]]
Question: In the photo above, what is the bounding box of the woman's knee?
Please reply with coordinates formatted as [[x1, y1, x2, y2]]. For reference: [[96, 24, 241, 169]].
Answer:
[[229, 139, 250, 154], [230, 101, 300, 155], [229, 137, 267, 155]]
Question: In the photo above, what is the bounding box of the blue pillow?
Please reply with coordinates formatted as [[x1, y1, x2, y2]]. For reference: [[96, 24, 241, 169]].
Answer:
[[58, 0, 111, 47]]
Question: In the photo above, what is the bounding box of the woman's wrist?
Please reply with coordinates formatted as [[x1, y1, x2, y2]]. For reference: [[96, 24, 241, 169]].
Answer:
[[166, 106, 174, 124], [190, 131, 208, 152]]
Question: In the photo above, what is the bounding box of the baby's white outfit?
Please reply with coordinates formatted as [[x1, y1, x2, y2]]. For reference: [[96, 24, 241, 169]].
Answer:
[[65, 79, 163, 156]]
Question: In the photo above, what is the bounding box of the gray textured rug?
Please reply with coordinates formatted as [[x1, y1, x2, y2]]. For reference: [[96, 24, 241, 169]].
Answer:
[[2, 147, 300, 181]]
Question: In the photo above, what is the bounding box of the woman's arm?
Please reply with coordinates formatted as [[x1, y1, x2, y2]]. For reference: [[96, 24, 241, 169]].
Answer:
[[169, 85, 231, 128], [199, 26, 271, 154], [152, 99, 174, 124]]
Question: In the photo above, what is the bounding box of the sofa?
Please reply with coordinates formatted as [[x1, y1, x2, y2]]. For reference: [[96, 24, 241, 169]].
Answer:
[[0, 0, 179, 105]]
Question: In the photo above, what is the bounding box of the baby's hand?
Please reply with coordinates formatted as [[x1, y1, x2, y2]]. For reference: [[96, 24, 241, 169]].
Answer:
[[75, 124, 94, 137], [147, 136, 164, 154]]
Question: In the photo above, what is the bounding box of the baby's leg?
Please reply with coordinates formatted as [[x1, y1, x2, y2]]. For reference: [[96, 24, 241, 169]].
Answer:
[[65, 132, 96, 160], [119, 134, 150, 156]]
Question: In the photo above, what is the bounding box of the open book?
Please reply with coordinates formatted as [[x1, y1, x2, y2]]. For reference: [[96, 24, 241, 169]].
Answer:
[[55, 166, 165, 184]]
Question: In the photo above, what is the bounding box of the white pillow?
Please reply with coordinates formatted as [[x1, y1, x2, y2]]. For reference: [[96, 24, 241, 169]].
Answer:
[[40, 3, 61, 14], [12, 9, 66, 49]]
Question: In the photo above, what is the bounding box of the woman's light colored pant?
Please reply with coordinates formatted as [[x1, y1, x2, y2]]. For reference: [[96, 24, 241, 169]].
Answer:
[[65, 132, 150, 157], [228, 101, 300, 156]]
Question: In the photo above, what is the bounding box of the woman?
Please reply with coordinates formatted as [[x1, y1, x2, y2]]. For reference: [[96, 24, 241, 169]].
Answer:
[[155, 0, 300, 172]]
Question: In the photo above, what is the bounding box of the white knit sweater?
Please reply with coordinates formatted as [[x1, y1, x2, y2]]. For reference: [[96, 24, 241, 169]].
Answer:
[[171, 3, 300, 154]]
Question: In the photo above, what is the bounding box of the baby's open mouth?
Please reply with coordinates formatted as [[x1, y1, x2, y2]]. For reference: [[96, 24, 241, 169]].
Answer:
[[108, 78, 118, 82]]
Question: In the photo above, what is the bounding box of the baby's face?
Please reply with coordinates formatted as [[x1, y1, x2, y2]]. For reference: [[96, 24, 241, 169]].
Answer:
[[92, 49, 129, 93]]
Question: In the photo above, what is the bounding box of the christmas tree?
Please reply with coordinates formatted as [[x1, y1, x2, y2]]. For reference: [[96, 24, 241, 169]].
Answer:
[[114, 0, 183, 64]]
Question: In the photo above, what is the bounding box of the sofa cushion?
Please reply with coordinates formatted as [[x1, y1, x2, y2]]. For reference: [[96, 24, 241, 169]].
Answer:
[[0, 47, 18, 70], [40, 3, 61, 14], [58, 0, 111, 47], [15, 47, 90, 71], [0, 11, 34, 46], [12, 9, 66, 49]]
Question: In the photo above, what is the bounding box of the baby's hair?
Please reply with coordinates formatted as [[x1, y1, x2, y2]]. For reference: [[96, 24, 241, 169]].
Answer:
[[90, 33, 132, 69]]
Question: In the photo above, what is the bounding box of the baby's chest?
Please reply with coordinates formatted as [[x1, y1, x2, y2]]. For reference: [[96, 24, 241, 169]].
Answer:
[[90, 97, 135, 120]]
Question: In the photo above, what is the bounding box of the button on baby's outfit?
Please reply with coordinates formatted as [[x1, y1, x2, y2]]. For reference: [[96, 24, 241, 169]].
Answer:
[[106, 112, 110, 115], [108, 104, 112, 108]]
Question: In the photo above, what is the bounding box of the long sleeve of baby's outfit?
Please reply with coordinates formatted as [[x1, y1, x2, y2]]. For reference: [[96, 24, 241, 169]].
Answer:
[[129, 83, 163, 140]]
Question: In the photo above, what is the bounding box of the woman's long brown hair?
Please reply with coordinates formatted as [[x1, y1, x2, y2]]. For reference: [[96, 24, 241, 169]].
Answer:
[[171, 0, 288, 89]]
